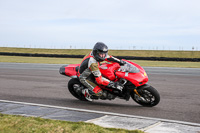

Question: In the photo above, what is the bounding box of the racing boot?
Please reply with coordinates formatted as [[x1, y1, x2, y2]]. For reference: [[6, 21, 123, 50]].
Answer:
[[82, 89, 93, 102]]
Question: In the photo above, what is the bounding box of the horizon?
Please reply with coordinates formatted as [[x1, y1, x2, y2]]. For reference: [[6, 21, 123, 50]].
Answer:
[[1, 46, 199, 51]]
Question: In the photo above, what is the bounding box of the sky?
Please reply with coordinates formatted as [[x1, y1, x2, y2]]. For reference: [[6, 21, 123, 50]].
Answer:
[[0, 0, 200, 50]]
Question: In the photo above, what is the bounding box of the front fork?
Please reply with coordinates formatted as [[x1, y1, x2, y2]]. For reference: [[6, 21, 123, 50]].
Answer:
[[134, 89, 141, 97], [134, 84, 151, 101], [126, 83, 150, 100]]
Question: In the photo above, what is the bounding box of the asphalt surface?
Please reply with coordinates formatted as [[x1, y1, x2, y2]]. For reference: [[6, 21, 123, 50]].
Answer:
[[0, 62, 200, 123]]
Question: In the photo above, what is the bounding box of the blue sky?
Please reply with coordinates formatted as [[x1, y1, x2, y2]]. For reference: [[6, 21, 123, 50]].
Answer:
[[0, 0, 200, 50]]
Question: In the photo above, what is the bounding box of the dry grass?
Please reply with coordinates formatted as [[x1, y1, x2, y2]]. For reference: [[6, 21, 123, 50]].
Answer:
[[0, 56, 82, 64], [1, 47, 200, 58], [0, 55, 200, 68], [0, 47, 200, 68]]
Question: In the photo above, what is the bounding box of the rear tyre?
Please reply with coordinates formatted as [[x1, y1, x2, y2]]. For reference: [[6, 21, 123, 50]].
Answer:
[[131, 86, 160, 107], [68, 78, 87, 101]]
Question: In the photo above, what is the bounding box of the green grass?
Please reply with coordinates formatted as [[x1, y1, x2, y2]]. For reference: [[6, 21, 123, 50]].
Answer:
[[0, 113, 143, 133], [0, 47, 200, 68], [0, 56, 83, 64], [1, 47, 200, 58], [1, 55, 200, 68]]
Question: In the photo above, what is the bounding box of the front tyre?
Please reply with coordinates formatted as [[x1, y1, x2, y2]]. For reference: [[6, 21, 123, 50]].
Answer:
[[68, 78, 87, 101], [131, 86, 160, 107]]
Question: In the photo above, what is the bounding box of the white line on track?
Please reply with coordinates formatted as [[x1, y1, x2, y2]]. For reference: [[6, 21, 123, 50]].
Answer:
[[0, 99, 200, 127]]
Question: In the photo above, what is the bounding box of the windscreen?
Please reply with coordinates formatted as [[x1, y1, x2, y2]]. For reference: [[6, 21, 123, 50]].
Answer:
[[118, 62, 140, 73]]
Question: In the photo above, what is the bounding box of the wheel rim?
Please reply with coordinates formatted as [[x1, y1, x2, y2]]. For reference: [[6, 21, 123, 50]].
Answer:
[[72, 84, 82, 94], [134, 89, 156, 104]]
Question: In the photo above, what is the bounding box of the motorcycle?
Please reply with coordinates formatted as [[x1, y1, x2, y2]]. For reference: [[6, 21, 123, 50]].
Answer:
[[59, 60, 160, 107]]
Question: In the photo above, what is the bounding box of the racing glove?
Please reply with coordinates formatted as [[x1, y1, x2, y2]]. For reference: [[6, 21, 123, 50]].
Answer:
[[108, 81, 123, 91]]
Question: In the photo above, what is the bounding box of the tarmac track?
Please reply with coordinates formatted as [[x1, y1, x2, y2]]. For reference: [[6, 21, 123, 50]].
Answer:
[[0, 62, 200, 123]]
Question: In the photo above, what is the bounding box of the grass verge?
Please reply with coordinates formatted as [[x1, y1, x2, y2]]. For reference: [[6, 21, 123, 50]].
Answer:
[[0, 55, 200, 68], [0, 113, 143, 133], [1, 47, 200, 58]]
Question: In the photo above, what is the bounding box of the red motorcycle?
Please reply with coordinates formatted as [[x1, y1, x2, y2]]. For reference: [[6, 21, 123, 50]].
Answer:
[[59, 60, 160, 107]]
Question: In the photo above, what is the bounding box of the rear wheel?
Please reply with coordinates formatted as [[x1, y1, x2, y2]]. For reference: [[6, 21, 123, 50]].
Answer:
[[68, 78, 87, 101], [131, 86, 160, 107]]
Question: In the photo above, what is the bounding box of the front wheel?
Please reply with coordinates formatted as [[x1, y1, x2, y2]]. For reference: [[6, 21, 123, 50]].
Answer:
[[131, 85, 160, 107]]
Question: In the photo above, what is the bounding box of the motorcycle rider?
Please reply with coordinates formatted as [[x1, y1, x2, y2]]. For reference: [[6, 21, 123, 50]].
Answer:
[[79, 42, 126, 101]]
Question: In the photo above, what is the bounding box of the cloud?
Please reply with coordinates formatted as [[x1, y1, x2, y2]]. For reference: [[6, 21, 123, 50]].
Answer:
[[0, 0, 200, 50]]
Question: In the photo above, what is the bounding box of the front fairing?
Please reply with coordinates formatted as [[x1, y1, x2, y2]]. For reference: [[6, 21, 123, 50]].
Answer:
[[116, 60, 148, 87], [115, 71, 148, 87], [99, 60, 148, 87]]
